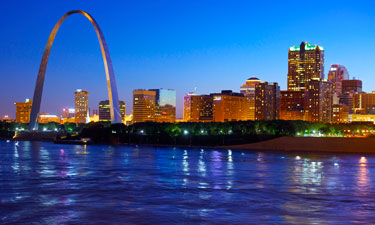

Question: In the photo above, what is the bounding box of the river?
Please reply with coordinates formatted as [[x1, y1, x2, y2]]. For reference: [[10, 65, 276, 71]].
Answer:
[[0, 141, 374, 224]]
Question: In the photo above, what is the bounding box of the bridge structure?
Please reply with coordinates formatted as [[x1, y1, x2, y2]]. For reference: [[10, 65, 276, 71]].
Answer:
[[28, 10, 122, 130]]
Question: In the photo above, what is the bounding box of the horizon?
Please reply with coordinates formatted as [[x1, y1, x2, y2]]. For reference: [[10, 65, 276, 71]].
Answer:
[[2, 0, 375, 118]]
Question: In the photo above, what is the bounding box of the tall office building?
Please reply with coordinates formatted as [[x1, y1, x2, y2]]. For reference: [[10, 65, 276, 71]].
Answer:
[[99, 100, 126, 122], [149, 89, 176, 123], [240, 77, 262, 120], [183, 93, 213, 122], [74, 89, 89, 124], [305, 79, 333, 122], [255, 82, 280, 120], [287, 42, 324, 91], [328, 64, 349, 95], [132, 90, 156, 123], [14, 99, 33, 123], [211, 90, 249, 122], [280, 91, 307, 120]]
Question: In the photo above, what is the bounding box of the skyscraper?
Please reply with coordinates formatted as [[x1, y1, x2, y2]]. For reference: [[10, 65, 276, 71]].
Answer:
[[149, 89, 176, 123], [132, 90, 156, 123], [74, 89, 89, 124], [183, 93, 213, 122], [255, 82, 280, 120], [287, 42, 324, 91], [342, 79, 362, 94], [280, 91, 307, 120], [328, 64, 349, 95], [99, 100, 126, 122], [305, 79, 333, 122], [14, 99, 33, 123], [240, 77, 262, 120]]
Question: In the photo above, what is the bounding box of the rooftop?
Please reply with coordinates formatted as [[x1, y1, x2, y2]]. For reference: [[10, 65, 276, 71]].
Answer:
[[289, 42, 324, 52]]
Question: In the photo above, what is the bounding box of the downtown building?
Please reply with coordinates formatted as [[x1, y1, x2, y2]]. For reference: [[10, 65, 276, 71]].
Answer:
[[183, 93, 213, 122], [99, 100, 126, 122], [74, 89, 89, 124], [255, 82, 280, 120], [328, 64, 349, 95], [212, 90, 250, 122], [149, 89, 176, 123], [281, 42, 333, 122], [132, 90, 156, 123], [240, 77, 262, 120], [14, 99, 33, 123]]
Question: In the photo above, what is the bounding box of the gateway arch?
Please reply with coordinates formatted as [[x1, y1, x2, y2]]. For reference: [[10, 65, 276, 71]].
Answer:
[[28, 10, 122, 130]]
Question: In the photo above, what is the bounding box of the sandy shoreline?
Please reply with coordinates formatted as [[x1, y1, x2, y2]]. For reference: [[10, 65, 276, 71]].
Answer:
[[221, 136, 375, 154]]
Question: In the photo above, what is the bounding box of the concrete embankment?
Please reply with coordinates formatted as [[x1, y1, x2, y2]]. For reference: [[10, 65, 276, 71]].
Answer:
[[222, 137, 375, 154]]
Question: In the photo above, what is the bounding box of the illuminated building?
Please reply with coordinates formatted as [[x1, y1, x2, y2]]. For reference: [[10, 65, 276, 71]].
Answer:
[[240, 77, 262, 120], [287, 42, 324, 91], [99, 100, 126, 121], [133, 89, 156, 123], [349, 114, 375, 124], [38, 113, 61, 124], [212, 90, 249, 122], [342, 79, 362, 94], [305, 79, 333, 122], [62, 108, 75, 119], [353, 91, 375, 114], [328, 64, 349, 95], [14, 99, 33, 123], [183, 93, 213, 122], [74, 89, 89, 124], [255, 82, 280, 120], [280, 91, 307, 120], [332, 104, 349, 123], [149, 89, 176, 123]]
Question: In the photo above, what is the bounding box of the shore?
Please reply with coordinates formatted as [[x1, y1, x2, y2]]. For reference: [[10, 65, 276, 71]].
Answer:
[[221, 136, 375, 154]]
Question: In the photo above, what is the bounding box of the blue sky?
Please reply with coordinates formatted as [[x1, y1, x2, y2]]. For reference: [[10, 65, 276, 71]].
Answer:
[[1, 0, 375, 118]]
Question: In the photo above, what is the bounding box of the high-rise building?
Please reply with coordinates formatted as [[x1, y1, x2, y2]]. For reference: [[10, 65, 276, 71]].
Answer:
[[14, 99, 33, 123], [305, 79, 333, 122], [328, 64, 349, 95], [287, 42, 324, 91], [280, 91, 307, 120], [133, 89, 156, 123], [149, 89, 176, 123], [183, 93, 213, 122], [212, 90, 249, 122], [240, 77, 262, 120], [74, 89, 89, 124], [342, 79, 362, 94], [255, 82, 280, 120], [99, 100, 126, 122]]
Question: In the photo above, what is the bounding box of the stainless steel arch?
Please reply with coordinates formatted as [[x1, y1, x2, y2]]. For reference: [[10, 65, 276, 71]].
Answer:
[[28, 10, 122, 130]]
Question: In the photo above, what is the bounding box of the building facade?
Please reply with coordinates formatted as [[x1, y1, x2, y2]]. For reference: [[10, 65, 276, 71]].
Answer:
[[255, 82, 280, 120], [305, 79, 333, 122], [212, 90, 249, 122], [99, 100, 126, 122], [149, 89, 176, 123], [328, 64, 349, 95], [287, 42, 324, 91], [14, 99, 33, 123], [342, 79, 362, 94], [74, 89, 89, 124], [240, 77, 262, 120], [183, 93, 213, 122], [132, 90, 156, 123], [280, 90, 307, 120], [352, 92, 375, 114]]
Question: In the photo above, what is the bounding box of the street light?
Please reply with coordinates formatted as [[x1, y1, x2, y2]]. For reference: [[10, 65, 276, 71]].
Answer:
[[184, 130, 189, 135]]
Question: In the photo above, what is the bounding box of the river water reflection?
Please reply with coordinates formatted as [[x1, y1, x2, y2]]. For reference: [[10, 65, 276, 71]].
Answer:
[[0, 141, 374, 224]]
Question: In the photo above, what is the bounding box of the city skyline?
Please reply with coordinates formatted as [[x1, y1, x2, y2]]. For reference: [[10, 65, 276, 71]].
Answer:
[[2, 1, 375, 118]]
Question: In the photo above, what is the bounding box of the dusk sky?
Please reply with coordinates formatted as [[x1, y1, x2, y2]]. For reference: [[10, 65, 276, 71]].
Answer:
[[1, 0, 375, 118]]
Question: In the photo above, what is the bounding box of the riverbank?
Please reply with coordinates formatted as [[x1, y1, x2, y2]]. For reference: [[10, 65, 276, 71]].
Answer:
[[221, 136, 375, 154]]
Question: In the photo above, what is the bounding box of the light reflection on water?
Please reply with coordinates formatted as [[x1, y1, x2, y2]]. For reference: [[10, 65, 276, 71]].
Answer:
[[0, 141, 374, 224]]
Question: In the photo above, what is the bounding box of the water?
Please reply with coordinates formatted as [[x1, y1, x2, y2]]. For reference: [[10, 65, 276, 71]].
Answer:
[[0, 141, 374, 224]]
